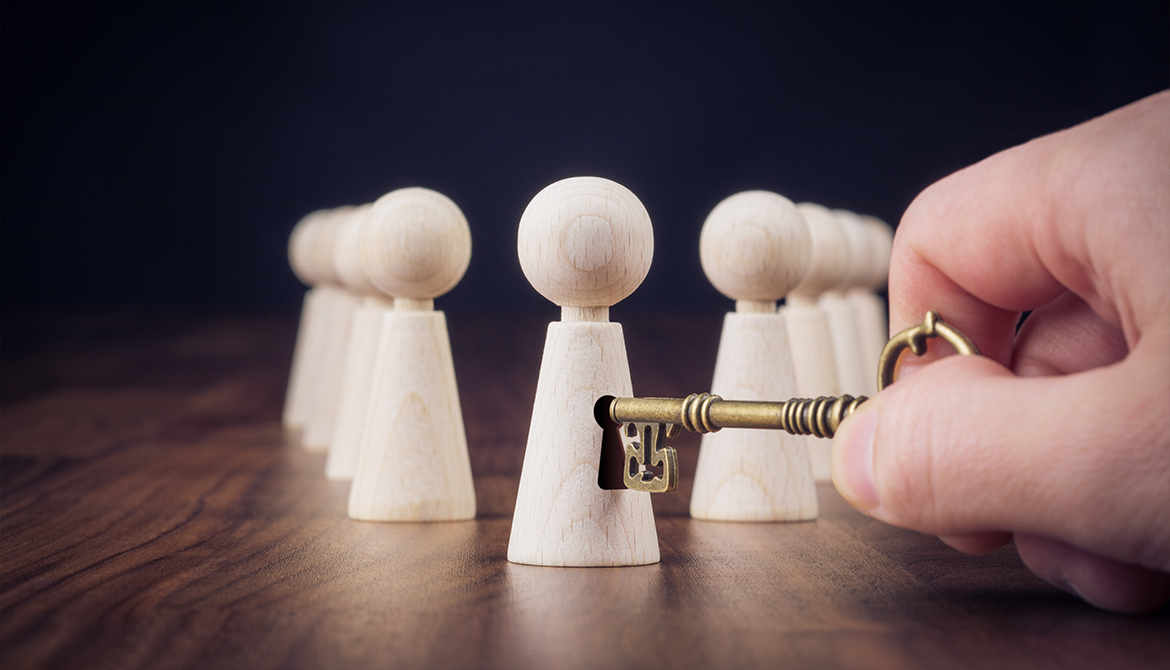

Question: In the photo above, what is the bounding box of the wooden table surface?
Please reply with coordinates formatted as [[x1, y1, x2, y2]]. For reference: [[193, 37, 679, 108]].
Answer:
[[2, 312, 1167, 669]]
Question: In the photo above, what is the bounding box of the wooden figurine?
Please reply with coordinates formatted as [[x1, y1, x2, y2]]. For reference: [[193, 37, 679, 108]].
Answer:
[[782, 202, 849, 482], [302, 207, 361, 452], [283, 208, 330, 431], [508, 176, 659, 566], [689, 191, 818, 522], [325, 203, 396, 481], [851, 215, 893, 396], [817, 209, 869, 407], [348, 187, 475, 522]]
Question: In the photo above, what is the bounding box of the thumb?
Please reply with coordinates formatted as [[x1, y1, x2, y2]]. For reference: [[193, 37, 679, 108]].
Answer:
[[830, 343, 1170, 573]]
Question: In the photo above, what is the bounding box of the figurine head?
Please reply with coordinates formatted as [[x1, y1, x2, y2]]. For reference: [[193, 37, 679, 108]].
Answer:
[[518, 176, 653, 308], [700, 190, 811, 302]]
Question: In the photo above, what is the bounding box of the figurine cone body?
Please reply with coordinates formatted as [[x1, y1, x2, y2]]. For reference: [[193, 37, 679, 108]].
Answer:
[[782, 297, 840, 481], [690, 311, 817, 521], [284, 286, 326, 430], [508, 320, 658, 566], [326, 295, 395, 481], [349, 307, 474, 521]]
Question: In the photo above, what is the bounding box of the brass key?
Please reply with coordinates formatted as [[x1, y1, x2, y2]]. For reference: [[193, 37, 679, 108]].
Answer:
[[597, 311, 981, 493]]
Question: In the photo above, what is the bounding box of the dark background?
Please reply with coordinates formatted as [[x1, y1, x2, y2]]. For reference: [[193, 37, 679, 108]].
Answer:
[[2, 1, 1166, 318]]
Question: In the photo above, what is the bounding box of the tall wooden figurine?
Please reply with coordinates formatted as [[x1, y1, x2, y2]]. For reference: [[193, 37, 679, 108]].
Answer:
[[782, 202, 850, 482], [851, 215, 893, 397], [690, 191, 818, 522], [303, 207, 361, 452], [283, 209, 330, 431], [325, 203, 396, 481], [818, 210, 870, 400], [508, 176, 659, 566], [348, 188, 475, 522]]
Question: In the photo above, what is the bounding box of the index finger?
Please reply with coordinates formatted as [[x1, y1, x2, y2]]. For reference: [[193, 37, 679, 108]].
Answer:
[[889, 91, 1170, 368]]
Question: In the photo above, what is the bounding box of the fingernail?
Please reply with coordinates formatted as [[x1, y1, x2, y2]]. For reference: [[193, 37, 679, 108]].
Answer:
[[832, 405, 880, 511]]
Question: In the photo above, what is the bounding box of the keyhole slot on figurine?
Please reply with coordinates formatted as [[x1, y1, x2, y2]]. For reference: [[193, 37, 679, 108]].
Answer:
[[595, 395, 627, 490]]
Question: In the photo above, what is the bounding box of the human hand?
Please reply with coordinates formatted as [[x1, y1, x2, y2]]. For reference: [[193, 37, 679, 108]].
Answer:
[[831, 91, 1170, 613]]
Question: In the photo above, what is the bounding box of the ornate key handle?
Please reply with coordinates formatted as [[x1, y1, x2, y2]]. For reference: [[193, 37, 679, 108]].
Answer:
[[877, 309, 980, 392], [597, 311, 981, 493]]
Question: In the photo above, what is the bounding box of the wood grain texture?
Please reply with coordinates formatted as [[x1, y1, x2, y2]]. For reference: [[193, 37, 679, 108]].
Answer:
[[348, 307, 475, 521], [690, 311, 818, 521], [283, 209, 332, 430], [301, 287, 359, 451], [698, 191, 809, 303], [824, 209, 873, 397], [282, 288, 322, 430], [853, 214, 893, 397], [2, 313, 1167, 670], [516, 177, 653, 309], [791, 202, 849, 301], [849, 289, 888, 397], [693, 191, 817, 515], [360, 188, 471, 301], [345, 186, 474, 519], [782, 297, 841, 482], [507, 320, 658, 566], [346, 306, 475, 519], [325, 295, 394, 481], [820, 290, 868, 398], [509, 176, 659, 566]]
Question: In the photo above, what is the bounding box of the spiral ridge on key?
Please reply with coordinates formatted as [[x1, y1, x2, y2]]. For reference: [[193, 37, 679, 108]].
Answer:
[[680, 393, 721, 433], [779, 394, 866, 439]]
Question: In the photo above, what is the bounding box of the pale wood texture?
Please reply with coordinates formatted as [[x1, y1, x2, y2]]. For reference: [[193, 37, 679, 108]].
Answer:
[[698, 191, 810, 303], [820, 209, 872, 397], [509, 176, 658, 566], [302, 287, 358, 450], [3, 313, 1166, 670], [361, 188, 472, 300], [692, 191, 817, 520], [348, 306, 475, 521], [790, 202, 849, 301], [852, 215, 894, 396], [820, 291, 866, 396], [691, 311, 818, 520], [835, 209, 882, 397], [507, 320, 659, 566], [283, 287, 323, 429], [325, 205, 394, 479], [517, 177, 653, 308], [348, 187, 474, 521], [785, 202, 853, 482], [332, 203, 379, 296], [302, 208, 360, 451], [850, 290, 887, 396], [282, 209, 330, 430], [325, 295, 394, 481], [781, 295, 841, 482]]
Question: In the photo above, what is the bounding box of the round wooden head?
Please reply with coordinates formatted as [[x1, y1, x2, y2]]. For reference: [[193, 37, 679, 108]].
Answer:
[[332, 204, 380, 296], [860, 215, 893, 290], [517, 176, 653, 307], [360, 187, 471, 300], [833, 209, 873, 290], [288, 209, 329, 287], [699, 191, 810, 302], [308, 206, 352, 287], [790, 202, 850, 299]]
